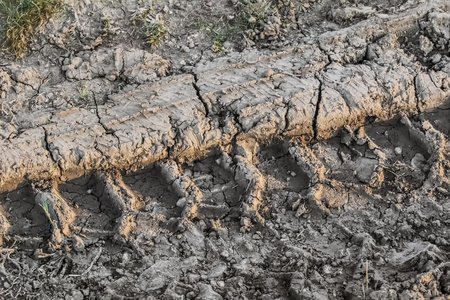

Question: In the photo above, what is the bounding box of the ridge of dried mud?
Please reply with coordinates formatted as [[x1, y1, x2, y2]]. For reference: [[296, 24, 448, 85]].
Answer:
[[0, 0, 449, 299]]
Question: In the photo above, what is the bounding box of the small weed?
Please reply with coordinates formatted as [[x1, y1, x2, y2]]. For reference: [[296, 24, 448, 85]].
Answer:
[[79, 85, 88, 100], [131, 8, 168, 49], [39, 197, 53, 225], [227, 24, 242, 35], [200, 23, 227, 54], [142, 21, 167, 49], [102, 16, 111, 30], [101, 14, 119, 36], [0, 0, 62, 57], [212, 33, 226, 53]]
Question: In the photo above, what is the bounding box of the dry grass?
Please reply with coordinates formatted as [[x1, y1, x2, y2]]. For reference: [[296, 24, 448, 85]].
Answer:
[[0, 0, 62, 58]]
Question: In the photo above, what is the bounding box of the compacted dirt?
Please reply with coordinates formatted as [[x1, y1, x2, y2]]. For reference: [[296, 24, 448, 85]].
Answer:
[[0, 0, 450, 299]]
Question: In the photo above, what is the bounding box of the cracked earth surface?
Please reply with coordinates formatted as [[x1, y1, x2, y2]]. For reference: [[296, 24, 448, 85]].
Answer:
[[0, 0, 450, 299]]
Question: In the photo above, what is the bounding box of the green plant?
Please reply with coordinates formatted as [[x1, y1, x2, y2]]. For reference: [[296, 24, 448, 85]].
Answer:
[[39, 197, 53, 225], [102, 16, 111, 30], [227, 24, 242, 35], [199, 23, 227, 54], [130, 7, 168, 49], [212, 32, 226, 53], [79, 85, 88, 100], [0, 0, 62, 57], [101, 14, 119, 36], [142, 21, 167, 49]]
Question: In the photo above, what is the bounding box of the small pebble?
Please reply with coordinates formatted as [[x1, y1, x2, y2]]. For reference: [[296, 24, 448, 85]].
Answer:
[[24, 283, 33, 292], [394, 147, 402, 155], [122, 252, 130, 264], [181, 45, 190, 52], [72, 290, 84, 300], [176, 198, 187, 208], [220, 250, 229, 258], [323, 264, 332, 274]]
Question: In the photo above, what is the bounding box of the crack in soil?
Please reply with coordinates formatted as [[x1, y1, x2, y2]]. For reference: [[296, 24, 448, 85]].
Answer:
[[312, 74, 323, 141]]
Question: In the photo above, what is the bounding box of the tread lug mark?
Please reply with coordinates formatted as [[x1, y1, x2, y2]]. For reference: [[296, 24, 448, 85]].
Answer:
[[287, 145, 331, 213], [93, 172, 142, 241], [58, 175, 116, 241], [34, 186, 76, 245], [258, 141, 311, 192], [359, 117, 432, 193], [182, 153, 246, 221], [123, 163, 182, 234], [288, 115, 447, 213], [0, 185, 51, 248], [234, 155, 266, 225], [401, 116, 447, 191], [158, 160, 203, 231], [252, 141, 321, 217]]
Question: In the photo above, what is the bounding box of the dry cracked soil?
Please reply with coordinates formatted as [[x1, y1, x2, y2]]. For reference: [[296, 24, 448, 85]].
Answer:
[[0, 0, 450, 299]]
